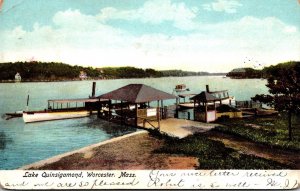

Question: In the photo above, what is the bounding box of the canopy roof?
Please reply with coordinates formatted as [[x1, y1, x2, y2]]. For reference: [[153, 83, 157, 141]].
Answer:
[[98, 84, 177, 103], [178, 94, 196, 98], [190, 91, 218, 102], [48, 98, 104, 103]]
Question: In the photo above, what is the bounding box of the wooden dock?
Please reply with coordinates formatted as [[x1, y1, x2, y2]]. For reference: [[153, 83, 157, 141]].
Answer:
[[138, 118, 217, 139]]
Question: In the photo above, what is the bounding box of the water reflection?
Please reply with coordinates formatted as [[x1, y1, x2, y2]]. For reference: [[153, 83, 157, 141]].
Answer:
[[71, 116, 137, 136], [0, 131, 12, 150], [89, 118, 137, 136]]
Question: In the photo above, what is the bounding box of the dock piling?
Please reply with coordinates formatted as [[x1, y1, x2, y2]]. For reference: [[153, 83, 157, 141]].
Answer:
[[92, 82, 96, 98], [206, 85, 210, 92]]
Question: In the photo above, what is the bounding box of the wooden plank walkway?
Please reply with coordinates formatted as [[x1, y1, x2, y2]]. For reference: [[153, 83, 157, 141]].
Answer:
[[139, 118, 218, 139]]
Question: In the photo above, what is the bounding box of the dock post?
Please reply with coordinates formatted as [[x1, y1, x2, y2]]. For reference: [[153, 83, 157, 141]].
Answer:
[[135, 103, 138, 127], [206, 85, 210, 92], [97, 100, 101, 118], [157, 100, 160, 131], [92, 82, 96, 98], [175, 98, 179, 118], [163, 106, 167, 119], [26, 94, 30, 111], [108, 100, 111, 121], [121, 101, 124, 125], [161, 100, 164, 119]]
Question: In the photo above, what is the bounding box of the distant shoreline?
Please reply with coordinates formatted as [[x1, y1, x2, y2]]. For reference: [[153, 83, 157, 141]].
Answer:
[[0, 74, 227, 83]]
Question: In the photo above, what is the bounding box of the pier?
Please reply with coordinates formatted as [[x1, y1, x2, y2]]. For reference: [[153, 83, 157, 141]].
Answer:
[[139, 118, 217, 139], [96, 84, 217, 138]]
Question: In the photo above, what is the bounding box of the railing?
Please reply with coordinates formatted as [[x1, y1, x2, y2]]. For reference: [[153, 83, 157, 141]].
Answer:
[[236, 101, 262, 109], [137, 116, 159, 129]]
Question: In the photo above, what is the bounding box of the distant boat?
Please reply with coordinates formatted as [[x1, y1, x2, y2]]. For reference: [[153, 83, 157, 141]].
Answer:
[[174, 84, 190, 93], [15, 73, 21, 82]]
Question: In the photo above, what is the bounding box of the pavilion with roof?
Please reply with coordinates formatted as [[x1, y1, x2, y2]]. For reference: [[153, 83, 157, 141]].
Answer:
[[97, 84, 177, 129]]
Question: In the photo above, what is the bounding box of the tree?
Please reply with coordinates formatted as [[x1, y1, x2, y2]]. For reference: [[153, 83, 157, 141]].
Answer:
[[252, 61, 300, 140]]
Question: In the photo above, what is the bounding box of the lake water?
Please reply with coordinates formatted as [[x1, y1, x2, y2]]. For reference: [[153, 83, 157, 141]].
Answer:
[[0, 76, 268, 169]]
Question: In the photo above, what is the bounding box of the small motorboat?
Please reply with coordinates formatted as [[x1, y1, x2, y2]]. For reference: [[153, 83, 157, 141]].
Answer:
[[174, 84, 190, 93]]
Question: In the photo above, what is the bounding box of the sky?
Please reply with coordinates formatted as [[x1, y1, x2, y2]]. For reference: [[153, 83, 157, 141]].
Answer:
[[0, 0, 299, 72]]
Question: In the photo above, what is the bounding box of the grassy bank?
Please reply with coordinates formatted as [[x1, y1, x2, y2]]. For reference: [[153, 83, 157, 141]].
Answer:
[[214, 114, 300, 151], [150, 130, 289, 169]]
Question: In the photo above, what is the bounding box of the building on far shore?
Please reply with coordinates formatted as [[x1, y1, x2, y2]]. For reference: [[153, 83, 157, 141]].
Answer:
[[227, 68, 246, 78], [79, 71, 88, 80], [15, 72, 21, 82]]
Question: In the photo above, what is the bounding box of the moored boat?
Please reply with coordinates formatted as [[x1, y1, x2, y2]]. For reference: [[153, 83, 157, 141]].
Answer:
[[207, 89, 236, 106], [23, 110, 90, 123], [177, 94, 197, 109], [22, 98, 108, 123]]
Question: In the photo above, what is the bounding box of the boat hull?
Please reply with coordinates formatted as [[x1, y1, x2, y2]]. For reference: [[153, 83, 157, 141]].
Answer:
[[23, 111, 90, 123]]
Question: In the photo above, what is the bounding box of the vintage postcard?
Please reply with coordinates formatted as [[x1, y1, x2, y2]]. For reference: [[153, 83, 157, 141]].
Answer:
[[0, 0, 299, 189]]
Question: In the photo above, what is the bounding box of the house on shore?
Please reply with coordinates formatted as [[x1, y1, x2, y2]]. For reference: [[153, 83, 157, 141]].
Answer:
[[226, 68, 246, 78], [15, 72, 21, 82], [79, 71, 88, 80]]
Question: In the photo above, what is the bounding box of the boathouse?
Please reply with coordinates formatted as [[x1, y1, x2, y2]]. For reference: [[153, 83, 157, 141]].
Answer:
[[191, 91, 242, 123], [97, 84, 177, 129], [191, 91, 218, 122]]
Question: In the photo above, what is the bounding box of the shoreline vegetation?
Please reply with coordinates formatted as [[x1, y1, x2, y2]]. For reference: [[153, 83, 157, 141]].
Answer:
[[226, 61, 299, 79], [0, 61, 225, 83], [0, 61, 298, 82]]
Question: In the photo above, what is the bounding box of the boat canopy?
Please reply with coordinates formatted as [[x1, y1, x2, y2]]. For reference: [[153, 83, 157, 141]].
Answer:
[[48, 98, 103, 103], [178, 94, 196, 98], [209, 90, 230, 100]]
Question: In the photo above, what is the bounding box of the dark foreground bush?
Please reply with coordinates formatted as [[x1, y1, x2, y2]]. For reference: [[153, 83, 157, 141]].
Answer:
[[152, 133, 290, 169], [215, 115, 300, 151]]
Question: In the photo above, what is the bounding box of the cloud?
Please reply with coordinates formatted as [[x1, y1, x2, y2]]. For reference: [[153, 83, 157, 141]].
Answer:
[[0, 7, 299, 72], [203, 0, 242, 13], [97, 0, 198, 30]]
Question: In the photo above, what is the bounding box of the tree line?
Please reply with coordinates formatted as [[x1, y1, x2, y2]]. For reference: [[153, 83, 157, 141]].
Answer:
[[0, 62, 223, 81], [252, 61, 299, 141], [226, 61, 300, 79]]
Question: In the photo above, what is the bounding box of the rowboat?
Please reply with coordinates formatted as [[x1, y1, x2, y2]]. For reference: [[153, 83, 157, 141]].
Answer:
[[23, 110, 90, 123]]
